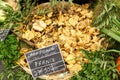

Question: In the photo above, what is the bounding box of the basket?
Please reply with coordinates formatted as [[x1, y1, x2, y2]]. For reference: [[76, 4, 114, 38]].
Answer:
[[15, 2, 104, 80]]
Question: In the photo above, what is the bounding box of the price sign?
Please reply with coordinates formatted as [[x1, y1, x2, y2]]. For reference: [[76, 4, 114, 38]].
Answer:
[[25, 44, 66, 78], [0, 29, 10, 41]]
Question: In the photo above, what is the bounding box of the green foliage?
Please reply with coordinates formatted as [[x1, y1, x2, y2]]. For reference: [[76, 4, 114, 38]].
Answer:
[[37, 9, 51, 16], [0, 34, 20, 68], [0, 66, 42, 80], [0, 0, 37, 29], [93, 0, 120, 29], [0, 1, 23, 29], [70, 49, 120, 80], [92, 0, 120, 47], [68, 0, 73, 4], [50, 0, 58, 7], [17, 0, 37, 25], [0, 34, 41, 80], [100, 16, 120, 43], [18, 0, 37, 16], [50, 0, 73, 7]]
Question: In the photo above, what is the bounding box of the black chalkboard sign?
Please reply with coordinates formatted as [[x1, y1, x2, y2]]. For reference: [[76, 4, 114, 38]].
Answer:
[[0, 29, 10, 41], [25, 44, 66, 78]]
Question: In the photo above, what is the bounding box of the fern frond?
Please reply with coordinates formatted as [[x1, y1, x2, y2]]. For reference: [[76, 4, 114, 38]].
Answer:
[[92, 0, 120, 29]]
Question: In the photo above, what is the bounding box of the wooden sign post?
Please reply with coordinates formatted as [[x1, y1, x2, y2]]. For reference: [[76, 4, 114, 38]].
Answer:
[[25, 44, 66, 78]]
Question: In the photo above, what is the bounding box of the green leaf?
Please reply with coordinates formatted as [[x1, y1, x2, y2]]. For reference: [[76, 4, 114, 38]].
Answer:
[[7, 72, 14, 79], [0, 72, 4, 80], [0, 54, 4, 59]]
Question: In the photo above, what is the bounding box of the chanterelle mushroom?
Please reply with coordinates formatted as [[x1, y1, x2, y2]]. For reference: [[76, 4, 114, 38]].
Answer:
[[32, 20, 47, 31]]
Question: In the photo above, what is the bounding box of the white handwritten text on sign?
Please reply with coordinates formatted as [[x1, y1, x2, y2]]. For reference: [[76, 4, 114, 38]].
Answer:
[[25, 44, 66, 78]]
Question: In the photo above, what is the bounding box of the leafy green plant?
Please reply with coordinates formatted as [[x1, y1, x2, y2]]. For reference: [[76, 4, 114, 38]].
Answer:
[[71, 49, 120, 80], [0, 1, 43, 80], [0, 65, 42, 80], [93, 0, 120, 29], [92, 0, 120, 50], [37, 9, 51, 16], [0, 1, 23, 29], [0, 0, 9, 22], [50, 0, 73, 7], [0, 34, 20, 68], [101, 18, 120, 42], [0, 34, 42, 80]]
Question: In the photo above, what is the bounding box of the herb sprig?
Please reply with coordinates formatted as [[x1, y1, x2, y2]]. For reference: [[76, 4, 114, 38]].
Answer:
[[0, 34, 20, 68], [0, 1, 23, 29], [92, 0, 120, 45], [92, 0, 120, 29], [71, 49, 120, 80], [0, 65, 41, 80]]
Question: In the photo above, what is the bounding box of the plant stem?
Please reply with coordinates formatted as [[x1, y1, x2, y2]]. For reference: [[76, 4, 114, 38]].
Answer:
[[111, 27, 120, 36], [112, 17, 120, 28], [101, 28, 120, 42]]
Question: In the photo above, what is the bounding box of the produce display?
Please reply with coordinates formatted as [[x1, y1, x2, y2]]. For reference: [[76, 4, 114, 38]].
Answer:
[[0, 0, 120, 80], [14, 2, 105, 79]]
